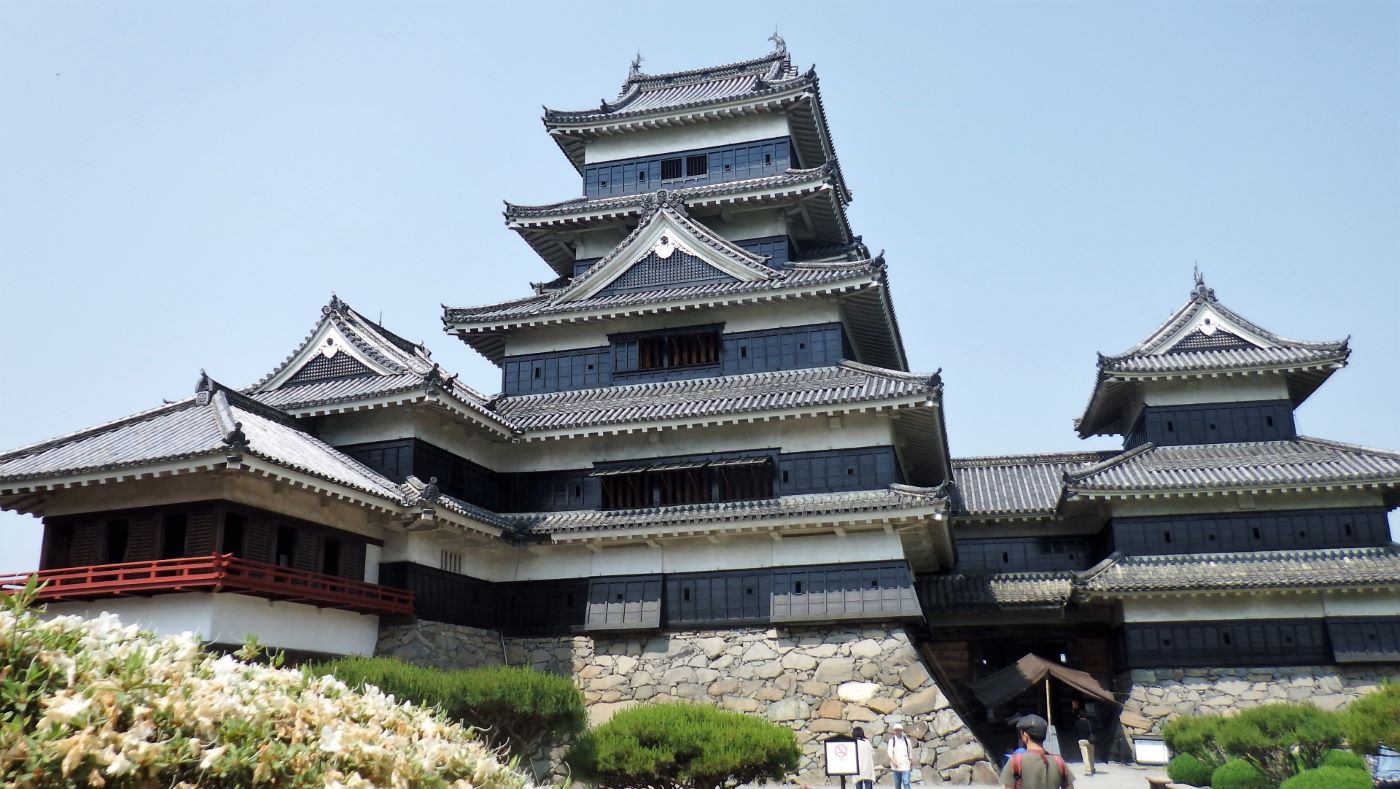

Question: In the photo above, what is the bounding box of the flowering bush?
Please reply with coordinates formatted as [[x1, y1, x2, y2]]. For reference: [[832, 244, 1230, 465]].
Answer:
[[0, 580, 530, 788]]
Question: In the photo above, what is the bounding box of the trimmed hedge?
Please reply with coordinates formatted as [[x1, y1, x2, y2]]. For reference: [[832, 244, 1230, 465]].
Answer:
[[1164, 713, 1227, 765], [310, 656, 585, 767], [1211, 758, 1272, 789], [1320, 748, 1368, 771], [1167, 753, 1217, 785], [1341, 680, 1400, 755], [567, 702, 801, 789], [1216, 703, 1343, 782], [1279, 766, 1373, 789]]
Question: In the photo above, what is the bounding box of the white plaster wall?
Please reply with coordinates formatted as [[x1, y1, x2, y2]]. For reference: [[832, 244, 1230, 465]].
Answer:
[[698, 208, 788, 240], [1141, 376, 1290, 407], [583, 114, 792, 164], [363, 544, 381, 583], [1106, 489, 1385, 518], [46, 593, 381, 656], [312, 408, 512, 470], [576, 227, 630, 258], [502, 299, 842, 356], [1122, 594, 1326, 622], [1322, 591, 1400, 617]]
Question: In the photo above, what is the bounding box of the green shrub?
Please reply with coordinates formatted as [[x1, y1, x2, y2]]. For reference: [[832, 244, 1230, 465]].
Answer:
[[566, 702, 801, 789], [1320, 748, 1368, 771], [1342, 681, 1400, 755], [1216, 702, 1344, 782], [1167, 752, 1217, 785], [1211, 758, 1272, 789], [1279, 766, 1373, 789], [1164, 713, 1228, 764], [311, 656, 586, 767]]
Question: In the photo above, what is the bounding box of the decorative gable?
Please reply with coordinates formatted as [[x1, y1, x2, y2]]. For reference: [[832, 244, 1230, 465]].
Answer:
[[1164, 326, 1259, 354], [556, 194, 773, 303], [284, 351, 376, 385]]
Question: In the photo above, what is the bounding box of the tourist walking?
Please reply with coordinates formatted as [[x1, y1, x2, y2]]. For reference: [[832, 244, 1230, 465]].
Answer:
[[885, 722, 914, 789], [1074, 709, 1095, 776], [853, 726, 875, 789], [1000, 714, 1074, 788]]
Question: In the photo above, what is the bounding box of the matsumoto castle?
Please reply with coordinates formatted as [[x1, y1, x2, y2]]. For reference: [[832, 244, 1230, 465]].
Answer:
[[2, 40, 1397, 784]]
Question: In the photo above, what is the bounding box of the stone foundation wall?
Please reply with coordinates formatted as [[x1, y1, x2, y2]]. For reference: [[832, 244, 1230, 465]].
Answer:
[[1119, 664, 1400, 736], [378, 620, 996, 785]]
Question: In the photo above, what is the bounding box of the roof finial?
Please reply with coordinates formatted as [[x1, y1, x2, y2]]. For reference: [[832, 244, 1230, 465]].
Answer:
[[325, 292, 346, 316], [1191, 262, 1215, 301], [629, 51, 644, 78], [769, 29, 786, 55], [195, 369, 215, 405]]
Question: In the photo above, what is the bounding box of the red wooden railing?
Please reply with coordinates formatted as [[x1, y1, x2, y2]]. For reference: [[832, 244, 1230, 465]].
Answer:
[[0, 554, 414, 616]]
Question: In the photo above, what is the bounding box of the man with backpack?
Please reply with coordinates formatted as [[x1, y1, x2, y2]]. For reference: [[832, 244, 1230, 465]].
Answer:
[[1000, 714, 1074, 789]]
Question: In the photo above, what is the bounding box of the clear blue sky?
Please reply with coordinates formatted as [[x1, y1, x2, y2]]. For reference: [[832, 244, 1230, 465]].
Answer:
[[1, 1, 1397, 568]]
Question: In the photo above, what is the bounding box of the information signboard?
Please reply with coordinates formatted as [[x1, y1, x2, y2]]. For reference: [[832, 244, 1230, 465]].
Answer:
[[824, 736, 860, 777]]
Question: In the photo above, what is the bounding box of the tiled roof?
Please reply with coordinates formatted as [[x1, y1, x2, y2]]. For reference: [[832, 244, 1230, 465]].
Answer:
[[508, 484, 945, 536], [919, 572, 1076, 609], [444, 258, 882, 327], [505, 164, 848, 221], [1079, 547, 1400, 594], [1065, 437, 1400, 494], [0, 376, 400, 503], [543, 46, 803, 124], [248, 296, 506, 431], [1077, 276, 1349, 437], [494, 362, 940, 433], [952, 451, 1116, 517]]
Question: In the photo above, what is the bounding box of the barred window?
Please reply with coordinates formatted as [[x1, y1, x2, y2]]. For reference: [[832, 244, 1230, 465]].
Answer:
[[440, 550, 463, 574]]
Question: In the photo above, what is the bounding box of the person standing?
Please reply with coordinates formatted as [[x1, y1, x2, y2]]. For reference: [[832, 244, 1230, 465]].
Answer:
[[1000, 715, 1074, 788], [853, 727, 875, 789], [885, 722, 914, 789], [1073, 710, 1095, 776]]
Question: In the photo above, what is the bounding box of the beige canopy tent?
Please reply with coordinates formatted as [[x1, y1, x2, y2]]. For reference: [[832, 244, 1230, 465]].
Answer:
[[972, 654, 1119, 733]]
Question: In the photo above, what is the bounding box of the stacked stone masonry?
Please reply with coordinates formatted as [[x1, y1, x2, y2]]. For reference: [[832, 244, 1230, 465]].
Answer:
[[1119, 664, 1400, 736], [378, 620, 998, 785]]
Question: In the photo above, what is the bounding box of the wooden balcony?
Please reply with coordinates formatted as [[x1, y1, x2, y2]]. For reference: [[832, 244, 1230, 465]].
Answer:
[[0, 554, 414, 616]]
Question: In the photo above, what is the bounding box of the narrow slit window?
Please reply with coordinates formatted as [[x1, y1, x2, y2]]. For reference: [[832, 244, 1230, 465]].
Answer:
[[660, 158, 683, 180], [794, 581, 803, 594]]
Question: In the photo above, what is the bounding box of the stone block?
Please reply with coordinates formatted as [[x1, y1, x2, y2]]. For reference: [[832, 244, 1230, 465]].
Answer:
[[800, 680, 831, 697], [935, 743, 985, 770], [708, 678, 739, 696], [817, 699, 844, 719], [850, 639, 883, 658], [662, 667, 697, 686], [587, 700, 637, 727], [809, 718, 850, 734], [838, 681, 880, 703], [755, 686, 786, 702], [866, 697, 898, 715], [816, 658, 856, 683], [899, 663, 931, 690], [754, 662, 784, 679], [782, 652, 819, 670], [743, 642, 778, 662], [721, 695, 760, 713], [970, 761, 999, 785], [696, 637, 728, 659], [848, 705, 878, 722], [902, 686, 949, 716], [767, 699, 809, 722]]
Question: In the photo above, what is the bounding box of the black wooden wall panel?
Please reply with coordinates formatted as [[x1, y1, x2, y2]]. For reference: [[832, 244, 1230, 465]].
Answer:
[[736, 236, 792, 268], [293, 533, 318, 573], [956, 537, 1092, 573], [1126, 400, 1296, 447], [582, 137, 792, 198], [1123, 619, 1331, 667], [379, 562, 500, 629], [585, 575, 663, 631], [770, 562, 920, 623], [1328, 618, 1400, 663], [500, 322, 850, 395], [776, 445, 900, 496], [243, 515, 274, 564], [497, 579, 589, 635], [666, 570, 773, 626], [69, 523, 99, 566], [1112, 507, 1390, 555]]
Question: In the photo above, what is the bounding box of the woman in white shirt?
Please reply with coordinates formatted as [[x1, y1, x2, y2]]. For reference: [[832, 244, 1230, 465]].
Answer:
[[853, 726, 875, 789]]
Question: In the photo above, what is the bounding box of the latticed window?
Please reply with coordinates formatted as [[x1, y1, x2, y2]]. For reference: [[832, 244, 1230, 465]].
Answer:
[[636, 331, 719, 371], [599, 460, 774, 511]]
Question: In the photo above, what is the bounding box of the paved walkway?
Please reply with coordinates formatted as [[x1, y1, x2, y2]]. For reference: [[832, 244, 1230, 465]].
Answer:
[[795, 762, 1167, 788]]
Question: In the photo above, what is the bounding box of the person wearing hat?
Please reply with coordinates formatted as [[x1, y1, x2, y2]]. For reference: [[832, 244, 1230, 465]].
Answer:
[[999, 715, 1074, 788], [884, 722, 914, 789]]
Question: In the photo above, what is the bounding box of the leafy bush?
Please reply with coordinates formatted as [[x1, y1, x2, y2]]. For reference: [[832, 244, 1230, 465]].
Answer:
[[1216, 703, 1343, 783], [1342, 681, 1400, 755], [1167, 752, 1217, 785], [566, 702, 801, 789], [0, 580, 526, 788], [1320, 748, 1368, 771], [311, 655, 585, 764], [1164, 713, 1227, 765], [1279, 766, 1373, 789], [1211, 758, 1272, 789]]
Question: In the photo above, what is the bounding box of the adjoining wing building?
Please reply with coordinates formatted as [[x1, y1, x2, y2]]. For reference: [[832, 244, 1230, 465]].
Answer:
[[2, 39, 1396, 784]]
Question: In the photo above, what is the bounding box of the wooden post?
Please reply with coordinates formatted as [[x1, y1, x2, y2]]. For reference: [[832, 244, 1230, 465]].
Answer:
[[1045, 677, 1053, 732]]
